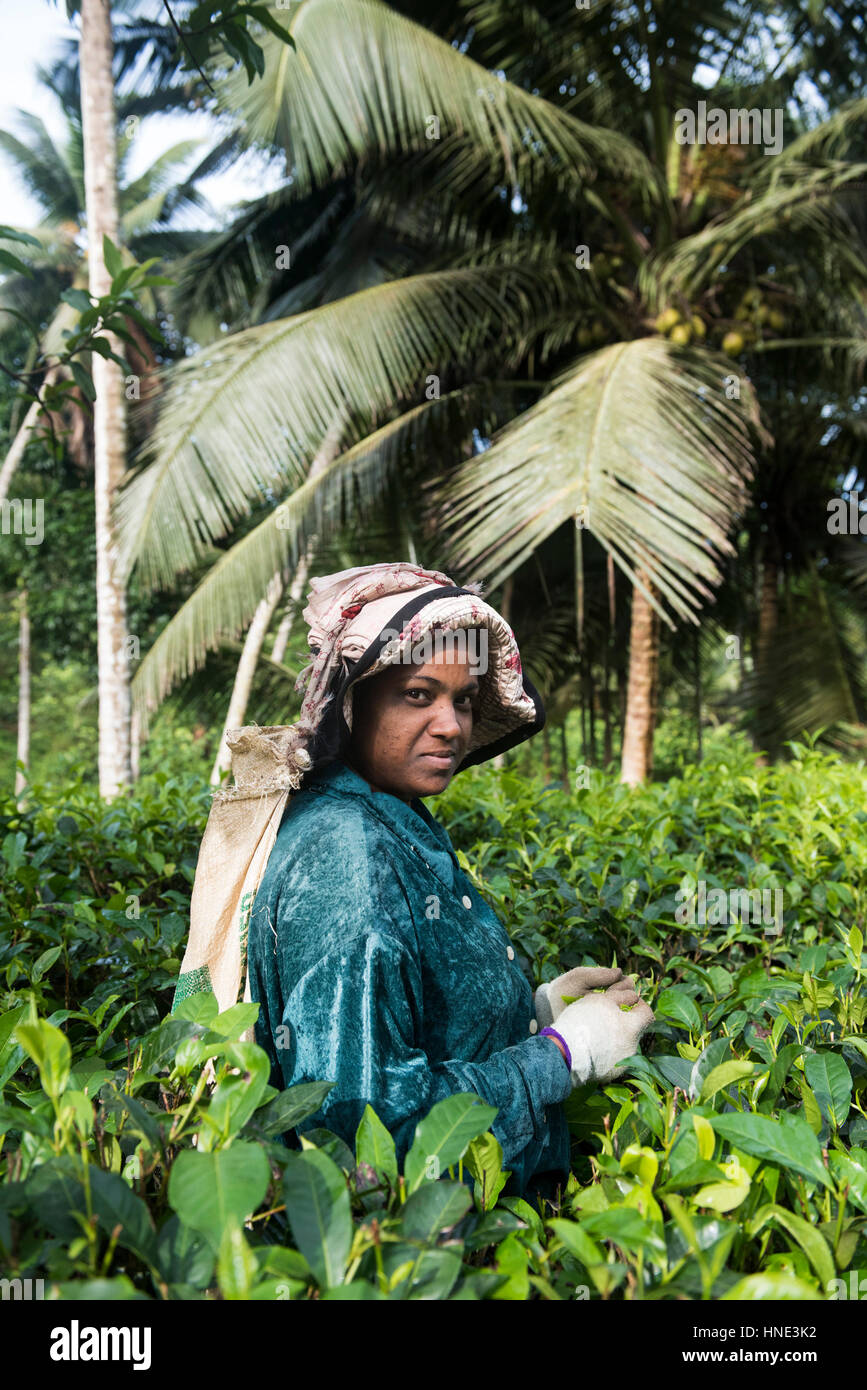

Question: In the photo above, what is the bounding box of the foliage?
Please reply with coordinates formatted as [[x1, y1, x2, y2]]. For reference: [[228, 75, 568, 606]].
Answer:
[[1, 739, 866, 1298]]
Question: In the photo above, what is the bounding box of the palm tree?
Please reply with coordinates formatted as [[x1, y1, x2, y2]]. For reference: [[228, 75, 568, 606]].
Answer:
[[0, 63, 233, 495], [111, 1, 867, 778]]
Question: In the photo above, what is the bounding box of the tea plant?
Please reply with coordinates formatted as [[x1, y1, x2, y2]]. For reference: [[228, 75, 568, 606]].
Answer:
[[1, 732, 865, 1298]]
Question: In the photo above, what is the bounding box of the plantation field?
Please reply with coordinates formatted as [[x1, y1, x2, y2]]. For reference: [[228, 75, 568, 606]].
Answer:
[[1, 730, 866, 1300]]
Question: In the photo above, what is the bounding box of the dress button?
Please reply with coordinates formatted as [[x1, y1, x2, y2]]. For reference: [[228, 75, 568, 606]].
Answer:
[[461, 894, 472, 909], [529, 1018, 538, 1034], [506, 945, 515, 960]]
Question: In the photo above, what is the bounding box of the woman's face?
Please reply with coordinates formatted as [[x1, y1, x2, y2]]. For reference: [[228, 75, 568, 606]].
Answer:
[[346, 646, 480, 801]]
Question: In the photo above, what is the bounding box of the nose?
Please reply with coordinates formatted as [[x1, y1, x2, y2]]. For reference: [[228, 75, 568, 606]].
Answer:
[[427, 695, 464, 740]]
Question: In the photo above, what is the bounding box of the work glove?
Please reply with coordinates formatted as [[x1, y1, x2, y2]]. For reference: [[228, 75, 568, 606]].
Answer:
[[535, 966, 638, 1029], [548, 992, 655, 1087]]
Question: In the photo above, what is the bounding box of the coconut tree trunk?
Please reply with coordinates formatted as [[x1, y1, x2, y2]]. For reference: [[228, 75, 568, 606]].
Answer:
[[270, 548, 313, 665], [620, 579, 660, 785], [15, 586, 30, 808], [210, 571, 286, 786], [0, 367, 60, 502], [756, 557, 778, 675], [81, 0, 132, 798]]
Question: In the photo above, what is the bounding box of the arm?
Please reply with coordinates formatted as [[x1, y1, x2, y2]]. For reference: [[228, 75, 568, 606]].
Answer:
[[267, 928, 573, 1171]]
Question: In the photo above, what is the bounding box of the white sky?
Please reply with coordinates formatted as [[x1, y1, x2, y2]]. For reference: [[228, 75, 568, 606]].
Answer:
[[0, 0, 284, 232]]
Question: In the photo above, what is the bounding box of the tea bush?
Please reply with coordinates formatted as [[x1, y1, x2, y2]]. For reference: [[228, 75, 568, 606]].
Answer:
[[1, 733, 865, 1299]]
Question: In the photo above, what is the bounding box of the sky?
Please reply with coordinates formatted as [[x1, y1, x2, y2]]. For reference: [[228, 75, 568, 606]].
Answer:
[[0, 0, 284, 232]]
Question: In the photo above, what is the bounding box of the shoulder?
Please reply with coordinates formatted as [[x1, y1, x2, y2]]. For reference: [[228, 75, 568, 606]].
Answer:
[[251, 787, 415, 937]]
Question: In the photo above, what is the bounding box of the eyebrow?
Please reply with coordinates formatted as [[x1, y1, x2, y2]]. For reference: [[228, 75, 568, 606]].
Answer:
[[402, 674, 480, 693]]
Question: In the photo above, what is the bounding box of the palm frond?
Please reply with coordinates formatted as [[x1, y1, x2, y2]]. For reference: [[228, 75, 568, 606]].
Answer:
[[217, 0, 656, 195], [431, 336, 767, 625], [641, 160, 867, 308], [113, 263, 582, 589]]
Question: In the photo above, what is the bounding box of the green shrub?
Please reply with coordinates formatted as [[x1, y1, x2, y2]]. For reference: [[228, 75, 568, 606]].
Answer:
[[1, 736, 865, 1299]]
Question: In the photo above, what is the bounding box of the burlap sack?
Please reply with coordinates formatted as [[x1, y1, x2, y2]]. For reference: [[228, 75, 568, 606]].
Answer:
[[172, 725, 310, 1040]]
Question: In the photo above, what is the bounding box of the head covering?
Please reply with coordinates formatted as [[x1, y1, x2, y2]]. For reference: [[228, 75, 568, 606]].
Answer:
[[261, 560, 545, 787]]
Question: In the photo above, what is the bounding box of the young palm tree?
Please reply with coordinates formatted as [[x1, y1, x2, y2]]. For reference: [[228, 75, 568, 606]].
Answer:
[[112, 0, 867, 779]]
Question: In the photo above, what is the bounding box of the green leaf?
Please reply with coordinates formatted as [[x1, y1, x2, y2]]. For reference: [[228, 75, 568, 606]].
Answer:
[[709, 1111, 831, 1188], [490, 1230, 531, 1300], [0, 1006, 26, 1090], [216, 1219, 258, 1300], [168, 1142, 271, 1252], [804, 1051, 852, 1129], [720, 1271, 823, 1300], [828, 1151, 867, 1215], [0, 224, 42, 247], [31, 947, 62, 983], [760, 1205, 836, 1289], [89, 1167, 158, 1266], [401, 1180, 472, 1243], [758, 1042, 804, 1112], [203, 1041, 271, 1139], [203, 1002, 259, 1039], [255, 1080, 334, 1137], [103, 234, 123, 279], [693, 1157, 752, 1213], [355, 1103, 398, 1186], [0, 248, 33, 276], [15, 1019, 71, 1100], [282, 1148, 352, 1289], [173, 992, 220, 1025], [654, 988, 702, 1032], [799, 1076, 824, 1135], [700, 1059, 758, 1103], [404, 1093, 499, 1193], [547, 1217, 604, 1268], [60, 288, 93, 314], [464, 1131, 509, 1212]]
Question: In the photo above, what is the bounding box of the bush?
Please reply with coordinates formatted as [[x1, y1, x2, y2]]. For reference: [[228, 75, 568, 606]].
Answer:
[[1, 738, 865, 1299]]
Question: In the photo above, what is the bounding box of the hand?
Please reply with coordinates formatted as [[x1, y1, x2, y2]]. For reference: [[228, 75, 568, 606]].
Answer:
[[551, 992, 655, 1087], [535, 966, 639, 1029]]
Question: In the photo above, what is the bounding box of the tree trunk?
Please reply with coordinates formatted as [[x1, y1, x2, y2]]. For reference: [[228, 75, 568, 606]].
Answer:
[[0, 367, 60, 502], [620, 579, 660, 785], [81, 0, 132, 799], [541, 720, 551, 780], [602, 660, 613, 767], [15, 587, 30, 809], [270, 548, 313, 665], [560, 722, 569, 790], [210, 572, 286, 786]]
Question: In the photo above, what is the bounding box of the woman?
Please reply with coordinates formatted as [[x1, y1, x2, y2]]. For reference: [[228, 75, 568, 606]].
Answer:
[[247, 561, 654, 1210]]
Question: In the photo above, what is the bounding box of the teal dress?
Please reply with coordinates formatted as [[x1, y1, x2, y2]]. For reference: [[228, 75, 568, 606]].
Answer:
[[246, 758, 572, 1206]]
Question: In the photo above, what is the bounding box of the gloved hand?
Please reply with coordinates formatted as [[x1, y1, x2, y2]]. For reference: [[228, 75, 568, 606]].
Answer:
[[547, 992, 655, 1086], [535, 966, 638, 1029]]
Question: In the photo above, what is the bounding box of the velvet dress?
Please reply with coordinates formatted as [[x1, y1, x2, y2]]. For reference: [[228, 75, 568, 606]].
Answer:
[[246, 758, 573, 1206]]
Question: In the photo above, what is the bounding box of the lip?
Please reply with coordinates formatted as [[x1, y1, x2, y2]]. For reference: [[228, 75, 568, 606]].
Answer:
[[420, 751, 457, 767]]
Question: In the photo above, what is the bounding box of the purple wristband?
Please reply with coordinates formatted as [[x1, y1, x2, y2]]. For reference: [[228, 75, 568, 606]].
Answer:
[[539, 1026, 571, 1073]]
